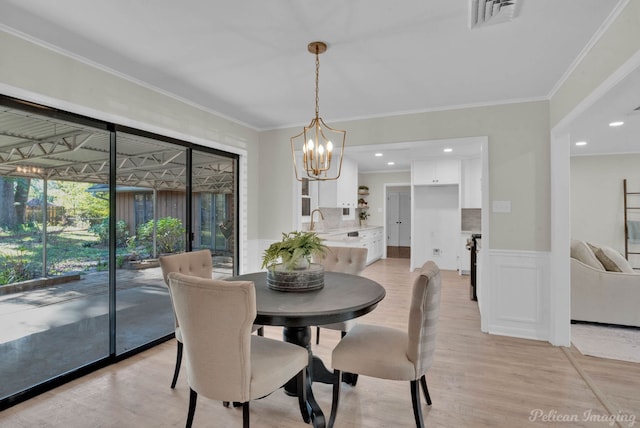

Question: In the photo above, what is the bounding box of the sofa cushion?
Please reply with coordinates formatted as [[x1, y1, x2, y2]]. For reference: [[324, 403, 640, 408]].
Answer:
[[570, 240, 604, 270], [594, 246, 635, 273]]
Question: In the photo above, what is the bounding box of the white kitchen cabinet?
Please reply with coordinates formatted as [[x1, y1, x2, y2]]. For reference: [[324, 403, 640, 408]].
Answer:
[[319, 156, 358, 208], [321, 226, 383, 265], [360, 227, 384, 265], [412, 159, 460, 185]]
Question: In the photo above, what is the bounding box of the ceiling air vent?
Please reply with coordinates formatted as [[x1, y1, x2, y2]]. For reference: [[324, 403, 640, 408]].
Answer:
[[469, 0, 522, 29]]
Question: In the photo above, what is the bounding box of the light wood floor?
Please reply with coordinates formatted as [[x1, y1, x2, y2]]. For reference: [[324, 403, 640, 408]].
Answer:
[[1, 258, 638, 427]]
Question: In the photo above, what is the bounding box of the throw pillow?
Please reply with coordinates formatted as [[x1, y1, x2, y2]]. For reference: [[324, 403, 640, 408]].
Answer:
[[594, 246, 635, 273], [595, 248, 622, 272], [570, 240, 605, 270]]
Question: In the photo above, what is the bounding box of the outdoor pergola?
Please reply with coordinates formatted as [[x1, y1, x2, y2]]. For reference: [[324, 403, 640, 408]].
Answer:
[[0, 104, 237, 276]]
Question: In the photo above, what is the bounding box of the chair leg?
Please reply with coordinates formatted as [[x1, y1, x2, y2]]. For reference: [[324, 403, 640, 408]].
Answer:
[[242, 402, 250, 428], [296, 368, 310, 423], [410, 380, 425, 428], [420, 374, 432, 405], [316, 326, 321, 344], [341, 372, 359, 386], [171, 341, 183, 389], [337, 331, 359, 386], [257, 326, 264, 336], [186, 388, 198, 428], [328, 369, 342, 428]]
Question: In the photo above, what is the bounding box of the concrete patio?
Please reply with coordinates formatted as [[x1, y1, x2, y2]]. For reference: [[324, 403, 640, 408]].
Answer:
[[0, 259, 232, 400]]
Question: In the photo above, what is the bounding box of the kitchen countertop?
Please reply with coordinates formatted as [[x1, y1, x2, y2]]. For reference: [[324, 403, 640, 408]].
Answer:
[[314, 225, 382, 241]]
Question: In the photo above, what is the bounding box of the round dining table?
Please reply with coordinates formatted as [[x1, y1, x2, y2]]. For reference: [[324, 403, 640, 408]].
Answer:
[[228, 270, 386, 428]]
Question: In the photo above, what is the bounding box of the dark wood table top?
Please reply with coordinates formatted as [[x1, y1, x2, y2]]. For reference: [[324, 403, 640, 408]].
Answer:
[[229, 271, 386, 328]]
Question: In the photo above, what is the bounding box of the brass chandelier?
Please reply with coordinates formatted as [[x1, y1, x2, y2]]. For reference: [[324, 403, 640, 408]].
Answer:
[[291, 41, 346, 181]]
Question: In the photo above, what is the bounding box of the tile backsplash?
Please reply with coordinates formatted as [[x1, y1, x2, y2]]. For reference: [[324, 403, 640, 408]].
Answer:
[[462, 208, 481, 232], [303, 207, 358, 231]]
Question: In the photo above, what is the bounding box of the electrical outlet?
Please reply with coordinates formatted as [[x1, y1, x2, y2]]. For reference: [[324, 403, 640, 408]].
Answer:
[[433, 248, 441, 256]]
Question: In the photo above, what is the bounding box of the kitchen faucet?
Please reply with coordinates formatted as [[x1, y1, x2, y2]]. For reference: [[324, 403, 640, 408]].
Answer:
[[309, 209, 324, 231]]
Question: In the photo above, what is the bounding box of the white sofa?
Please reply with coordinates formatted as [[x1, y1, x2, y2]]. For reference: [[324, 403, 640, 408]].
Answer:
[[571, 240, 640, 327]]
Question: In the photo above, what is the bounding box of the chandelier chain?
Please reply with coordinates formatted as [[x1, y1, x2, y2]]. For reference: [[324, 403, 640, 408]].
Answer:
[[314, 48, 320, 119]]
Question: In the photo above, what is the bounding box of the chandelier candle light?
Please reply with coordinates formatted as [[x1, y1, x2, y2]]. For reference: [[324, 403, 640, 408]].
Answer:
[[291, 41, 346, 181]]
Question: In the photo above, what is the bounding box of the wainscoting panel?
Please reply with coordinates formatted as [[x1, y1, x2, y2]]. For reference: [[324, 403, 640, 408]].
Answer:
[[487, 249, 550, 341]]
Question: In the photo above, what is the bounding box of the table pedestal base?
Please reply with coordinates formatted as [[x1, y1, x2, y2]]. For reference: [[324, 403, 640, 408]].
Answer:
[[283, 326, 326, 428]]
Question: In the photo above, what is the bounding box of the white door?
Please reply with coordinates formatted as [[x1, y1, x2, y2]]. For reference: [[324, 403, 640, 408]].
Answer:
[[387, 191, 411, 247], [387, 192, 400, 246], [398, 192, 411, 246]]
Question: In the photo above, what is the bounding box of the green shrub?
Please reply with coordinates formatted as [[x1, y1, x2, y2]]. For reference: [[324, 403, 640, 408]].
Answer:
[[0, 248, 35, 285], [136, 217, 185, 256], [89, 218, 129, 247]]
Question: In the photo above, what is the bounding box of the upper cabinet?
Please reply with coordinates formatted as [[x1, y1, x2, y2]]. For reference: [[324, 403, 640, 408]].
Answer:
[[318, 156, 358, 208], [412, 159, 460, 185]]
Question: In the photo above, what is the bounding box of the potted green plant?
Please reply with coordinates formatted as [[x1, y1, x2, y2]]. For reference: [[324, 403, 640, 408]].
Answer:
[[261, 231, 328, 271]]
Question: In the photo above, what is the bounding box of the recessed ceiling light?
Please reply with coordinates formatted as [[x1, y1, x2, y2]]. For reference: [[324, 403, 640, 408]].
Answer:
[[374, 153, 383, 157], [575, 141, 587, 146], [443, 148, 453, 153], [387, 161, 395, 166], [609, 121, 624, 127]]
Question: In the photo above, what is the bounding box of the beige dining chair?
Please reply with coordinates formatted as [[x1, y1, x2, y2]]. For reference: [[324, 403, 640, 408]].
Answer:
[[311, 246, 368, 345], [159, 250, 263, 389], [327, 260, 442, 428], [167, 272, 310, 428]]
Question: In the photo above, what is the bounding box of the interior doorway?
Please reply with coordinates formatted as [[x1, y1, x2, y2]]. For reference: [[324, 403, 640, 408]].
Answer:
[[386, 186, 411, 259]]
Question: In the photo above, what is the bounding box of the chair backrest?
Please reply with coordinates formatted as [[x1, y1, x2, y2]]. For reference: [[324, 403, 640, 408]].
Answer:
[[407, 260, 442, 378], [158, 249, 213, 286], [167, 271, 256, 402], [312, 246, 368, 275], [159, 250, 213, 330]]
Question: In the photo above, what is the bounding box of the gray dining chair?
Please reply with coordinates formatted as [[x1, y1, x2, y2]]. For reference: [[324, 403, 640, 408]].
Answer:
[[327, 260, 442, 428], [159, 250, 264, 389], [311, 246, 368, 345], [167, 272, 310, 428]]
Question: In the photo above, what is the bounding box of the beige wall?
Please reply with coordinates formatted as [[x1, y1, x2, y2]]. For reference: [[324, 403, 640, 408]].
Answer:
[[261, 101, 551, 251], [571, 154, 640, 252]]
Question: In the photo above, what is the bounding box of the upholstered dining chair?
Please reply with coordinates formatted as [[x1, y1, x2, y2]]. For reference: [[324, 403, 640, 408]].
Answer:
[[159, 250, 213, 389], [167, 272, 310, 428], [311, 246, 368, 345], [327, 260, 442, 428], [159, 250, 263, 389]]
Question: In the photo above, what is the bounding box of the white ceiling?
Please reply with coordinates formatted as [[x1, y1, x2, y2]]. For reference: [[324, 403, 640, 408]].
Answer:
[[567, 65, 640, 157], [1, 0, 637, 172]]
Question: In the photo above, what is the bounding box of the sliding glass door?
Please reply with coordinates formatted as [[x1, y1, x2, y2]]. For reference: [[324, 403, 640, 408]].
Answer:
[[192, 149, 237, 278], [0, 96, 240, 407], [0, 103, 111, 399], [115, 132, 187, 355]]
